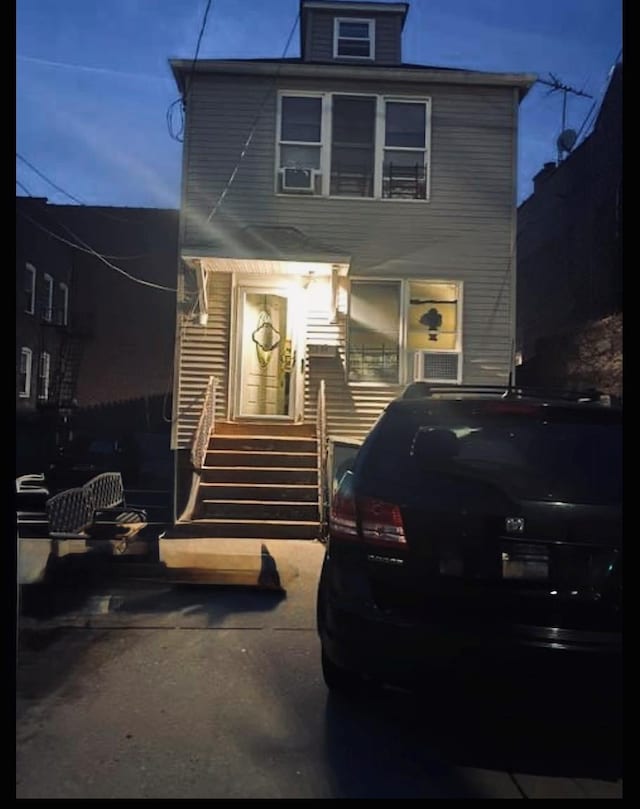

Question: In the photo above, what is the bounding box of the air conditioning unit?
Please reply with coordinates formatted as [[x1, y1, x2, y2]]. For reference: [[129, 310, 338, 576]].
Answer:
[[281, 167, 317, 192], [414, 351, 461, 383]]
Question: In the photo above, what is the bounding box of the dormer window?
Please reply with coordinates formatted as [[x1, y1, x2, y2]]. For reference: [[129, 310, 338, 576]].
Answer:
[[333, 18, 375, 59]]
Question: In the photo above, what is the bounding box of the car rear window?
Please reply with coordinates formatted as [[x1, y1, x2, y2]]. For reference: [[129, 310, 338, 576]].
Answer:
[[358, 404, 622, 506]]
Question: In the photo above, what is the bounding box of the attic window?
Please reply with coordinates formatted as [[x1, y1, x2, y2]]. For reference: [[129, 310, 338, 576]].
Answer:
[[334, 18, 375, 59]]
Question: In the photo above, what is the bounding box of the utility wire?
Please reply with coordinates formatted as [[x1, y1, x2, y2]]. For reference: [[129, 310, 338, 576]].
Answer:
[[17, 152, 84, 205], [16, 178, 34, 196], [17, 209, 177, 293], [167, 0, 213, 142], [204, 11, 300, 223]]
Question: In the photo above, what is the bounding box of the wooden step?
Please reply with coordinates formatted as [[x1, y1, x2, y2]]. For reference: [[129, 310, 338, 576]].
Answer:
[[210, 436, 317, 453], [215, 421, 316, 437], [199, 483, 318, 502], [198, 500, 319, 521], [205, 451, 317, 469], [201, 467, 318, 485], [168, 519, 319, 540]]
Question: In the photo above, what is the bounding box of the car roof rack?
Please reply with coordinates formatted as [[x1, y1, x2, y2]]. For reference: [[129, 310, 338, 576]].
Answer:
[[401, 382, 616, 406]]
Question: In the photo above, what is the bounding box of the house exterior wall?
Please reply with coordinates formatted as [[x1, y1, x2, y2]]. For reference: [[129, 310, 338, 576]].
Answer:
[[304, 8, 403, 64], [173, 69, 520, 445]]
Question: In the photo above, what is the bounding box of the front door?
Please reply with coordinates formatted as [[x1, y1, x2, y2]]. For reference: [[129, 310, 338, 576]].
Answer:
[[236, 288, 301, 419]]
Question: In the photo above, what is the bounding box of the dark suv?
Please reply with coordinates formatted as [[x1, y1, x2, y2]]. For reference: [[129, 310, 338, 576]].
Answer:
[[317, 384, 622, 695]]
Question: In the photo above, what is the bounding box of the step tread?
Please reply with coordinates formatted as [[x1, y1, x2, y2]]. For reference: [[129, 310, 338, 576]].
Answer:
[[208, 450, 317, 456], [200, 499, 316, 506], [212, 435, 317, 441], [203, 466, 318, 472], [186, 518, 319, 526], [200, 482, 317, 489]]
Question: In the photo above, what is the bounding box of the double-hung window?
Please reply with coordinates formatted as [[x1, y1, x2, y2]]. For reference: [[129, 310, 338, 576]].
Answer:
[[277, 95, 323, 194], [334, 18, 375, 59], [277, 93, 431, 201], [348, 280, 401, 383], [19, 347, 32, 398], [383, 100, 429, 200], [59, 282, 69, 326], [25, 263, 36, 314], [43, 273, 54, 322], [38, 352, 51, 401]]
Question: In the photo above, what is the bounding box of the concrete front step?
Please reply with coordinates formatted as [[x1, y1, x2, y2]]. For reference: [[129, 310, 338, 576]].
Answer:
[[210, 436, 317, 453], [198, 500, 319, 521], [199, 483, 318, 502], [201, 467, 318, 485], [205, 450, 317, 468], [166, 519, 320, 540]]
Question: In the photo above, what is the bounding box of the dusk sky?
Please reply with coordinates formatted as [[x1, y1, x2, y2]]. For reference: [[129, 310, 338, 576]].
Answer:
[[17, 0, 622, 209]]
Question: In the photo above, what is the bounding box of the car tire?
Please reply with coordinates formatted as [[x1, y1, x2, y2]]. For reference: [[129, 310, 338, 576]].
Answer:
[[321, 648, 363, 695]]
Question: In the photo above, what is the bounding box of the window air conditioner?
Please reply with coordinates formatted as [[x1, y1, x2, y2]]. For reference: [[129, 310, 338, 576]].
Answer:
[[414, 351, 461, 383], [281, 167, 317, 192]]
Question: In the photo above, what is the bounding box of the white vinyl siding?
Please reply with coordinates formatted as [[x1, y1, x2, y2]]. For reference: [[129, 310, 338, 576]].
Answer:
[[19, 348, 33, 398], [24, 263, 36, 315]]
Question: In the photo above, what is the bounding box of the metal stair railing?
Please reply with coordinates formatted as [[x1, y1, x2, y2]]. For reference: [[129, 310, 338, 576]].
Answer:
[[316, 379, 328, 539], [191, 375, 219, 472], [46, 472, 125, 536]]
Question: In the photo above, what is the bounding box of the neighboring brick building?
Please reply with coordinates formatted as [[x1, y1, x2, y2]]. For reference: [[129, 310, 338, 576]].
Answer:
[[516, 62, 622, 396], [16, 198, 179, 475]]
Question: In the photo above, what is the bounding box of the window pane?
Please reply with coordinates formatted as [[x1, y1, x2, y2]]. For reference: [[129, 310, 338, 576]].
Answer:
[[385, 102, 426, 148], [348, 282, 400, 382], [407, 282, 459, 350], [281, 97, 322, 142], [383, 149, 426, 199], [339, 21, 370, 38], [280, 144, 321, 169], [337, 39, 371, 57], [331, 96, 375, 197]]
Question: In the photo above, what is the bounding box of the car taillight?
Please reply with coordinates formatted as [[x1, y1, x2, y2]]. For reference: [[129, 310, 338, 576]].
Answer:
[[359, 497, 406, 546], [329, 488, 358, 539]]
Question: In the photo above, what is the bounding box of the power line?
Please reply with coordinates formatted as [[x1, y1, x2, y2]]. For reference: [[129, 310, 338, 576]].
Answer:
[[205, 11, 300, 223], [16, 179, 34, 196], [17, 152, 85, 205], [167, 0, 214, 143], [17, 209, 177, 293]]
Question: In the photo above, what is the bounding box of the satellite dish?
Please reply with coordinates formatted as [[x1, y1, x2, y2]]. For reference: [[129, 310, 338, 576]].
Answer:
[[557, 128, 578, 153]]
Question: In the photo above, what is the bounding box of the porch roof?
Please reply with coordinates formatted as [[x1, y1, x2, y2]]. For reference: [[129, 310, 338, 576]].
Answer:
[[182, 225, 351, 265]]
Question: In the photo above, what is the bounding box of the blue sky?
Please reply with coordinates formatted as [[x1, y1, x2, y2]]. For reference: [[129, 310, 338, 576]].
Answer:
[[16, 0, 622, 208]]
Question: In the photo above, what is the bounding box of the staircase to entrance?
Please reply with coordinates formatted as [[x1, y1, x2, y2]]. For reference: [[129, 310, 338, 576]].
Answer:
[[169, 421, 320, 541]]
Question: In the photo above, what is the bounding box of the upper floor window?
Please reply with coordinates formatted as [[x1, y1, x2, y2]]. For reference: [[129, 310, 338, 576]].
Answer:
[[19, 347, 32, 398], [59, 282, 69, 326], [383, 100, 429, 200], [276, 92, 431, 201], [38, 352, 51, 401], [43, 273, 54, 322], [24, 263, 36, 314], [334, 18, 375, 59], [277, 95, 323, 194]]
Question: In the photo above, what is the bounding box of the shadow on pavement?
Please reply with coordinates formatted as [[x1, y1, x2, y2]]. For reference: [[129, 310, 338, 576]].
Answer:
[[322, 671, 622, 798]]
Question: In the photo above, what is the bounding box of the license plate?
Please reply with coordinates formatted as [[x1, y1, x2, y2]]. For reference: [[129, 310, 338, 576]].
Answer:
[[501, 543, 549, 580]]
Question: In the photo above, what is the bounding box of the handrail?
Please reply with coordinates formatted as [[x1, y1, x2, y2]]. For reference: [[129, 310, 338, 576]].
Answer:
[[191, 375, 218, 471], [46, 472, 124, 535], [316, 379, 328, 539]]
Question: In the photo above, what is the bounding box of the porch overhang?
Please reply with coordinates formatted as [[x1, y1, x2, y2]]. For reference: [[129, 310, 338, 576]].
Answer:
[[181, 225, 351, 324]]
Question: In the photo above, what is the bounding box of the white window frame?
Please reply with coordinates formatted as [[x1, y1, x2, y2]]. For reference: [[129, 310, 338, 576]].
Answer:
[[380, 97, 432, 201], [333, 17, 375, 60], [43, 273, 54, 322], [38, 351, 51, 401], [406, 280, 464, 384], [276, 92, 325, 195], [59, 282, 69, 326], [19, 347, 33, 398], [276, 92, 432, 202], [25, 263, 36, 315]]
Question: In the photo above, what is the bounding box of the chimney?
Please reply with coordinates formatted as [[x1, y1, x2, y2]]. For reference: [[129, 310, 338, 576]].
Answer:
[[533, 161, 556, 193]]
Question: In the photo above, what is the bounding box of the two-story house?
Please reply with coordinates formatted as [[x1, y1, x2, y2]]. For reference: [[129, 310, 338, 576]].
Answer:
[[167, 0, 535, 537]]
